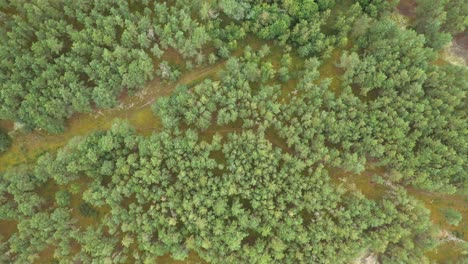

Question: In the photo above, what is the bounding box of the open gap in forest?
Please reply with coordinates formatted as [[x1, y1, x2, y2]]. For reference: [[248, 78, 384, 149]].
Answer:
[[34, 245, 55, 264], [264, 127, 295, 155], [322, 0, 356, 32], [0, 220, 17, 241], [242, 229, 261, 246], [327, 164, 388, 201], [199, 119, 243, 141], [397, 0, 417, 19], [407, 187, 468, 242], [318, 48, 345, 95], [0, 59, 226, 172]]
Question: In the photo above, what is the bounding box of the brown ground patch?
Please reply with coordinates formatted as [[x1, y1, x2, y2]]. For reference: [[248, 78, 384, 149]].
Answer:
[[452, 32, 468, 65], [397, 0, 416, 18]]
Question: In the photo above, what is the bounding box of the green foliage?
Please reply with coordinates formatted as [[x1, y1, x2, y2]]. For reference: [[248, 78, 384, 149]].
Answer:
[[2, 56, 449, 259], [0, 118, 436, 263], [78, 202, 98, 218], [0, 0, 233, 132], [0, 1, 154, 132], [414, 0, 452, 49], [6, 209, 77, 263], [0, 1, 466, 263], [413, 0, 467, 49], [218, 0, 250, 20], [339, 19, 467, 192], [443, 0, 468, 35], [442, 208, 463, 226], [55, 190, 71, 207], [345, 18, 434, 93], [357, 0, 398, 17], [0, 128, 11, 153]]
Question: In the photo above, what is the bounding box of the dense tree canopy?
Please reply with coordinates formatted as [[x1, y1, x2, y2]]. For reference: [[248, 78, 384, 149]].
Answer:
[[0, 0, 412, 134], [413, 0, 467, 49], [0, 0, 467, 263], [0, 0, 236, 132], [1, 1, 153, 132], [0, 119, 437, 263], [339, 19, 467, 192]]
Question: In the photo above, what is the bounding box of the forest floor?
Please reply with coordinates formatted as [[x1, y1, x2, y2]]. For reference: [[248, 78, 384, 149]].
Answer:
[[445, 32, 468, 66]]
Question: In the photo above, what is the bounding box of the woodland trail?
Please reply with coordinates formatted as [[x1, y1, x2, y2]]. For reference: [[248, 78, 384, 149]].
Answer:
[[0, 62, 226, 171]]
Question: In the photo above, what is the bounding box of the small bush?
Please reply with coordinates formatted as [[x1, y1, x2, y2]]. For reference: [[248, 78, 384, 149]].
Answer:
[[442, 208, 462, 226], [55, 190, 71, 207], [0, 129, 11, 153], [79, 202, 99, 218]]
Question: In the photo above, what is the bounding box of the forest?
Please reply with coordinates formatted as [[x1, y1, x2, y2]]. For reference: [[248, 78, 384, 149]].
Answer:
[[0, 0, 467, 263]]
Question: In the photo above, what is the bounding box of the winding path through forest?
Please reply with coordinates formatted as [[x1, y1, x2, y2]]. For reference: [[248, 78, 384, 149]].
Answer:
[[0, 61, 225, 171]]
